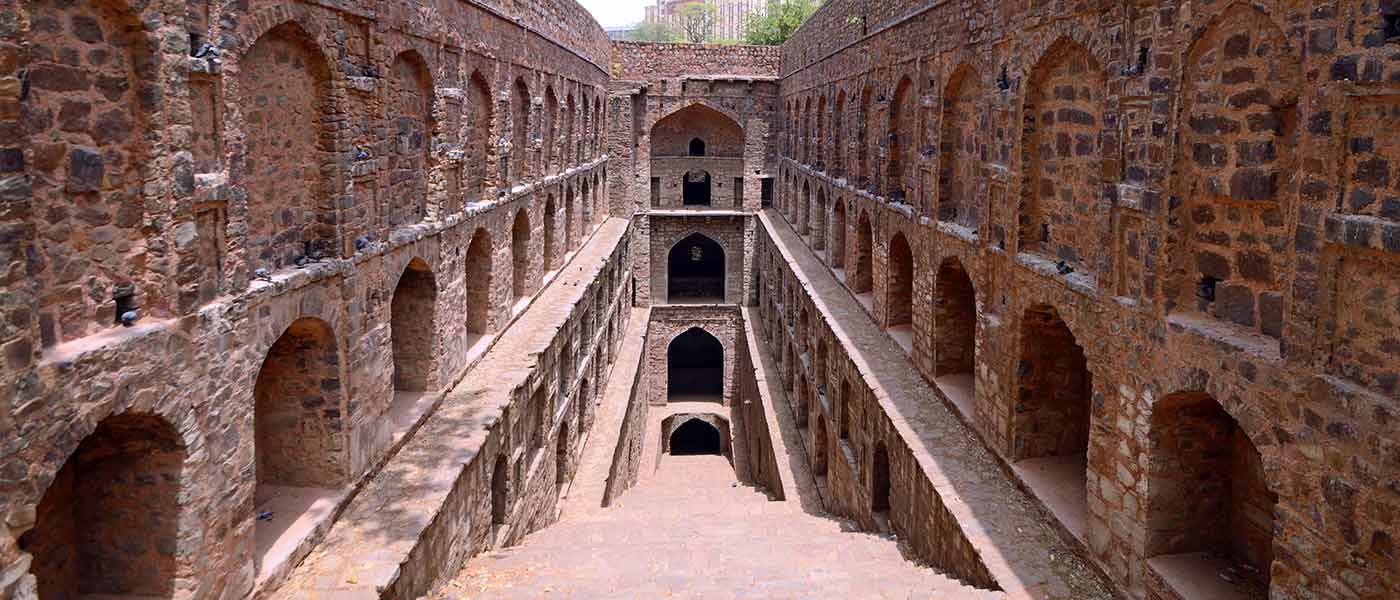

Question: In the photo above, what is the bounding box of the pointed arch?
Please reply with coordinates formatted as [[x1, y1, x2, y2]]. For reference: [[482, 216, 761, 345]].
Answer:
[[466, 71, 494, 199], [886, 232, 914, 329], [668, 327, 724, 401], [831, 198, 848, 268], [543, 85, 558, 172], [854, 210, 874, 294], [512, 78, 532, 182], [544, 194, 559, 272], [667, 233, 726, 303]]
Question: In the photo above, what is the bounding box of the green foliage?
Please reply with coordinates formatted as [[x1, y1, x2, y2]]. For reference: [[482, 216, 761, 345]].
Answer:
[[742, 0, 821, 46], [629, 21, 682, 43], [676, 3, 719, 43]]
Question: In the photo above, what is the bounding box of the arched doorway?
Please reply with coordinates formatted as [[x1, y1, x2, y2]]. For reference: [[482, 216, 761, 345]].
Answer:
[[543, 194, 558, 272], [464, 229, 492, 339], [689, 137, 706, 156], [832, 199, 847, 269], [391, 258, 436, 392], [24, 413, 184, 599], [886, 232, 913, 352], [871, 441, 890, 514], [854, 211, 874, 297], [813, 417, 829, 477], [683, 169, 712, 206], [1012, 304, 1092, 539], [669, 419, 722, 455], [1146, 392, 1276, 594], [668, 327, 724, 402], [511, 209, 531, 301], [933, 257, 977, 413], [491, 454, 510, 525], [667, 233, 725, 303], [254, 317, 347, 576]]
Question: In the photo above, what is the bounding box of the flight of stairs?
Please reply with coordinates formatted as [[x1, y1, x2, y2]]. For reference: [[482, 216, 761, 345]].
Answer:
[[437, 454, 1003, 599]]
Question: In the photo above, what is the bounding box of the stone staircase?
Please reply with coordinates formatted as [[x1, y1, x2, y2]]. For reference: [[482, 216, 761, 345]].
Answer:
[[435, 454, 1004, 599]]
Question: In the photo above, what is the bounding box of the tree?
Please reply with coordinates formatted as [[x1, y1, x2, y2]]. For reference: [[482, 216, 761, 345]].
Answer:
[[742, 0, 821, 46], [676, 2, 719, 43], [630, 21, 681, 43]]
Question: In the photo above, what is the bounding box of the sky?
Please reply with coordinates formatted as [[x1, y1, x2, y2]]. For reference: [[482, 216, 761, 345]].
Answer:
[[578, 0, 651, 29]]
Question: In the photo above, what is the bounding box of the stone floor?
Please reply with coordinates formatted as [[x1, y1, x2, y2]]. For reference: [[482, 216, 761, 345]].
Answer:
[[436, 454, 998, 599]]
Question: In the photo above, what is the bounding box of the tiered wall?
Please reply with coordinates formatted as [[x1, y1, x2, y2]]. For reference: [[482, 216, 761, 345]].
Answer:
[[774, 1, 1400, 598], [1, 0, 621, 598]]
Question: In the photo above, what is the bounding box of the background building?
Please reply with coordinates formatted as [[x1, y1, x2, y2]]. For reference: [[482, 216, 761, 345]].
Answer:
[[645, 0, 769, 41]]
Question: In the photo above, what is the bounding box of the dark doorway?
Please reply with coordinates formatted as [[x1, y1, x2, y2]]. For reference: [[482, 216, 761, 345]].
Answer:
[[667, 233, 725, 302], [670, 419, 721, 455], [668, 327, 723, 401], [683, 170, 712, 206], [689, 138, 706, 156], [871, 441, 891, 514]]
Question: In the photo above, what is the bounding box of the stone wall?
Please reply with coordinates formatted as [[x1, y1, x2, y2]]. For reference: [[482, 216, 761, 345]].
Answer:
[[612, 41, 779, 82], [1, 0, 616, 598], [774, 1, 1400, 598]]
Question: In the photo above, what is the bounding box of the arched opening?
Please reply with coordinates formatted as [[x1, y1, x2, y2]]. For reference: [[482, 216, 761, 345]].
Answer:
[[254, 317, 347, 575], [667, 233, 725, 303], [1018, 40, 1108, 276], [240, 22, 332, 271], [465, 229, 492, 338], [832, 200, 847, 269], [886, 233, 913, 351], [511, 209, 532, 301], [512, 78, 531, 182], [933, 257, 977, 414], [491, 454, 510, 525], [858, 86, 873, 189], [683, 170, 712, 206], [466, 72, 494, 200], [28, 0, 156, 342], [24, 414, 183, 599], [387, 50, 432, 227], [833, 90, 846, 176], [391, 258, 437, 392], [1146, 392, 1276, 597], [565, 92, 576, 165], [1012, 304, 1091, 540], [543, 194, 558, 272], [888, 76, 914, 200], [650, 104, 742, 208], [816, 95, 827, 169], [556, 420, 571, 489], [813, 188, 828, 251], [853, 211, 874, 299], [938, 66, 980, 228], [871, 441, 891, 514], [667, 328, 724, 402], [669, 419, 722, 455], [813, 416, 829, 477], [839, 379, 852, 440], [543, 86, 558, 171], [800, 181, 811, 235], [565, 184, 577, 252]]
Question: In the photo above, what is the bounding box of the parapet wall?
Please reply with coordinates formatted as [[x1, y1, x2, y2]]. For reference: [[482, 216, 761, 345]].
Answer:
[[612, 41, 781, 83]]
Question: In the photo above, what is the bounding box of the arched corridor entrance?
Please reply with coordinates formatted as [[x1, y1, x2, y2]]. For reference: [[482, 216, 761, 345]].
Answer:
[[667, 234, 725, 303], [853, 211, 874, 299], [669, 419, 721, 455], [464, 229, 492, 338], [871, 441, 891, 515], [668, 328, 724, 402], [886, 233, 913, 352], [24, 414, 183, 599], [683, 170, 712, 206], [511, 209, 532, 301]]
